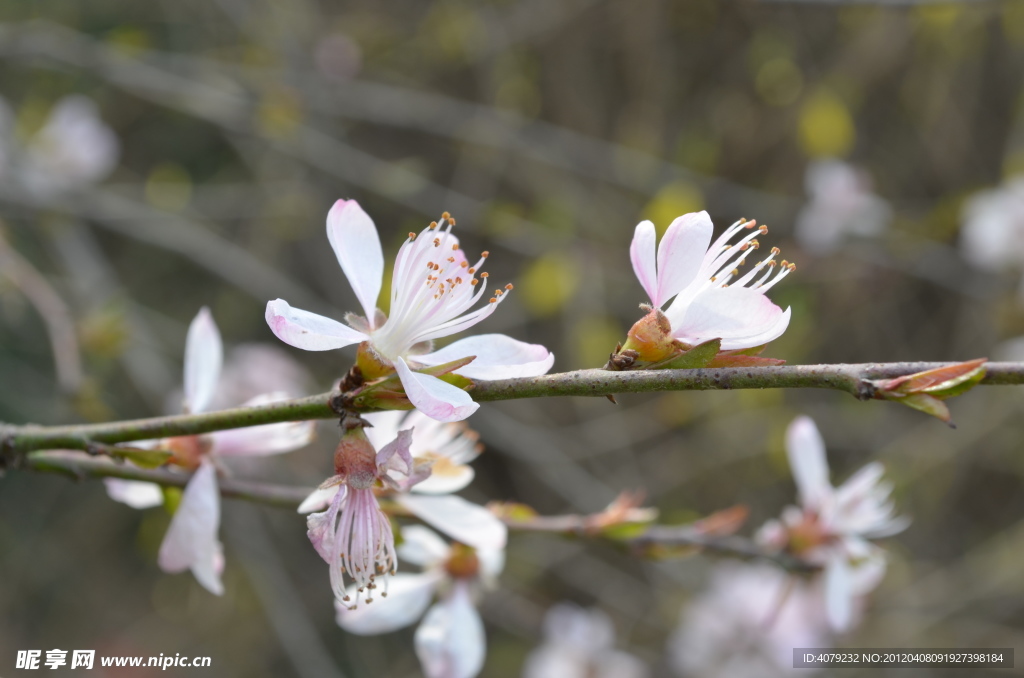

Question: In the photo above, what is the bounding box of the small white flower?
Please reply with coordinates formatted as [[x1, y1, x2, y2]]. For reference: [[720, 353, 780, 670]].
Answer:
[[668, 563, 828, 678], [756, 416, 909, 632], [0, 95, 119, 194], [266, 200, 554, 423], [629, 212, 792, 351], [794, 160, 891, 255], [335, 525, 504, 678], [104, 308, 315, 595], [960, 177, 1024, 298], [523, 603, 648, 678]]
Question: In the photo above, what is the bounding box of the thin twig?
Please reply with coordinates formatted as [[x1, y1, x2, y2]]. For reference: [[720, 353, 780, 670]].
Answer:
[[2, 362, 1023, 461]]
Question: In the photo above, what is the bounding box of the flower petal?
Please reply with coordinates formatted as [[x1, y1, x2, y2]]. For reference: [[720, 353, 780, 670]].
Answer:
[[336, 573, 440, 635], [104, 479, 164, 509], [265, 298, 368, 351], [183, 307, 223, 413], [297, 484, 341, 514], [396, 494, 507, 551], [212, 394, 316, 457], [672, 286, 789, 350], [413, 463, 476, 495], [376, 428, 415, 476], [415, 581, 487, 678], [415, 334, 555, 380], [824, 552, 854, 632], [630, 220, 658, 305], [397, 524, 452, 568], [326, 199, 384, 322], [655, 211, 713, 307], [395, 357, 479, 423], [157, 459, 225, 595], [307, 485, 346, 563], [786, 416, 832, 511]]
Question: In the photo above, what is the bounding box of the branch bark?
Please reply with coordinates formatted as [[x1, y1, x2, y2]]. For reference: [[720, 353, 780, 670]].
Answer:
[[3, 362, 1023, 462]]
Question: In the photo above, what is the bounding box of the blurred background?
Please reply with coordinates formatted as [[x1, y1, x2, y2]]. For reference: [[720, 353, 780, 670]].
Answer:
[[2, 0, 1024, 676]]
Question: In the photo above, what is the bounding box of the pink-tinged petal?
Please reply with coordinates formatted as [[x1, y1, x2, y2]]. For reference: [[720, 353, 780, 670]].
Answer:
[[655, 211, 713, 307], [183, 307, 223, 413], [297, 485, 341, 514], [415, 334, 555, 380], [786, 416, 832, 511], [265, 298, 368, 351], [672, 287, 788, 350], [824, 553, 854, 632], [395, 357, 479, 423], [376, 428, 415, 476], [157, 459, 224, 595], [307, 485, 347, 563], [415, 581, 486, 678], [211, 393, 316, 457], [630, 220, 658, 305], [104, 478, 164, 509], [397, 494, 507, 551], [326, 199, 384, 322], [362, 410, 406, 450], [336, 572, 440, 635]]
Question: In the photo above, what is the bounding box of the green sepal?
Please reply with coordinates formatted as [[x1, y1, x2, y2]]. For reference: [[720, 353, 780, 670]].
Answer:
[[162, 486, 183, 515], [648, 338, 722, 370], [892, 392, 952, 424]]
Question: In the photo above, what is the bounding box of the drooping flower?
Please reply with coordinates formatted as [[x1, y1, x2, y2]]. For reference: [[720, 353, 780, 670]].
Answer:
[[265, 200, 554, 423], [105, 308, 315, 595], [622, 212, 792, 363], [756, 416, 909, 632], [0, 95, 119, 195], [335, 525, 504, 678], [668, 562, 829, 678], [299, 410, 506, 565], [522, 603, 648, 678], [794, 160, 891, 255]]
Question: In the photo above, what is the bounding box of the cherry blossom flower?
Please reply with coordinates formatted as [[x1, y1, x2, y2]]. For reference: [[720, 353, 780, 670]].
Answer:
[[265, 200, 554, 423], [105, 308, 315, 595], [794, 160, 891, 255], [668, 562, 828, 678], [756, 416, 909, 632], [522, 603, 648, 678], [0, 95, 119, 195], [960, 176, 1024, 297], [335, 525, 503, 678], [627, 212, 792, 356], [299, 411, 506, 597]]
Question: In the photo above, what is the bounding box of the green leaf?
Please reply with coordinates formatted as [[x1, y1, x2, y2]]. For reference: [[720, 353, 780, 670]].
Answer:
[[650, 338, 722, 370], [112, 447, 173, 469], [894, 392, 952, 425]]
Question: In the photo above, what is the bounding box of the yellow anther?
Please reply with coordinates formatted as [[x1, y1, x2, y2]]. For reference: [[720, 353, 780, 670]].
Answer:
[[489, 297, 497, 303], [771, 246, 781, 255], [409, 232, 417, 240], [480, 272, 489, 278], [481, 251, 490, 258], [505, 283, 514, 290]]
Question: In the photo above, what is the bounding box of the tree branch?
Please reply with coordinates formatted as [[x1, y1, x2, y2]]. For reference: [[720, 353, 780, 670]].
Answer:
[[2, 362, 1022, 462], [21, 450, 806, 569]]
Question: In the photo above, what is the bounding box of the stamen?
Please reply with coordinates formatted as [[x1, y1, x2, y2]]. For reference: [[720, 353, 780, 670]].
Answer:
[[481, 251, 489, 258], [505, 283, 514, 290], [408, 232, 417, 240]]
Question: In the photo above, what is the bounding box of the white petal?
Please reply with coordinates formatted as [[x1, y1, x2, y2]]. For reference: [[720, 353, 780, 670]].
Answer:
[[395, 357, 480, 423], [212, 394, 315, 457], [265, 298, 368, 351], [415, 582, 487, 678], [335, 573, 439, 634], [326, 199, 384, 323], [398, 524, 452, 568], [413, 464, 476, 495], [629, 220, 659, 306], [307, 486, 346, 563], [786, 416, 832, 510], [415, 334, 555, 380], [362, 410, 406, 450], [397, 494, 507, 551], [104, 478, 165, 509], [297, 485, 341, 514], [672, 286, 788, 350], [157, 459, 225, 595], [655, 211, 713, 307], [824, 553, 854, 632], [183, 307, 223, 413]]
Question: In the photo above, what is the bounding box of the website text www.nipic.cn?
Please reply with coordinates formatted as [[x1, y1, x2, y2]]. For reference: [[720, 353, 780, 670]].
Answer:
[[16, 650, 212, 670]]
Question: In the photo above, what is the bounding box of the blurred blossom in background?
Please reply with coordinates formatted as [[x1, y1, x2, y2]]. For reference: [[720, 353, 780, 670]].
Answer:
[[4, 1, 1024, 677]]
